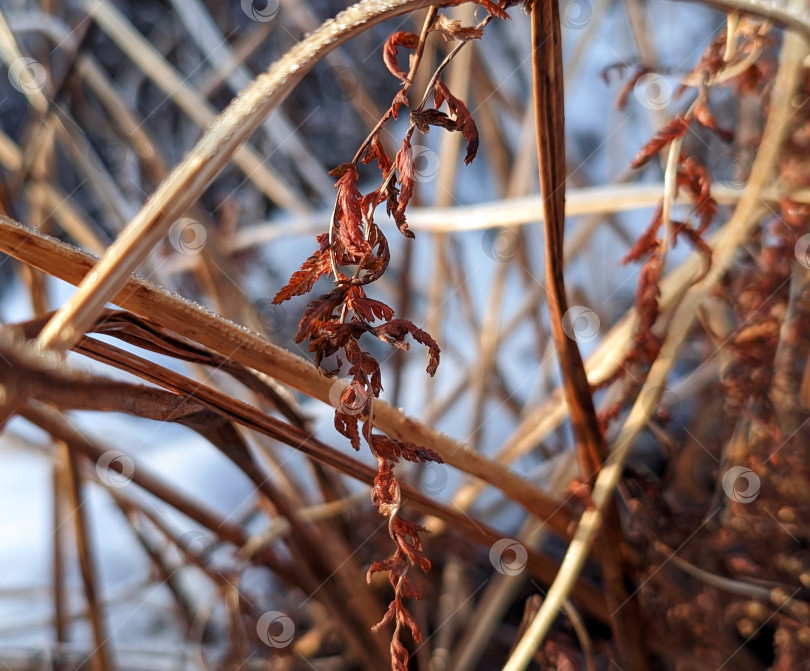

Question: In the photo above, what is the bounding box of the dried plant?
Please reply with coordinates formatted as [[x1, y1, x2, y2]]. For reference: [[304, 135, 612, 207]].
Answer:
[[0, 1, 809, 670]]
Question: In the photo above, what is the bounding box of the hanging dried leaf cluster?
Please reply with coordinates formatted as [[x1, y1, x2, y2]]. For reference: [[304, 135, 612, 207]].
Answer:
[[272, 5, 504, 667]]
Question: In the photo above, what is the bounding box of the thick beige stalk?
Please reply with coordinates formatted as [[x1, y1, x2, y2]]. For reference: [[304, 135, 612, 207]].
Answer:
[[32, 0, 444, 354]]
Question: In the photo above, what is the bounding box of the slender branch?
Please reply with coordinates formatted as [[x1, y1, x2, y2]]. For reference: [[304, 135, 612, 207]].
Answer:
[[60, 441, 112, 671], [528, 2, 647, 666], [0, 215, 571, 531], [673, 0, 810, 40]]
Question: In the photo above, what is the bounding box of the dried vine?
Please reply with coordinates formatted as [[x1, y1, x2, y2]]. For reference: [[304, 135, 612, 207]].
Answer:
[[272, 3, 508, 667], [598, 18, 773, 423]]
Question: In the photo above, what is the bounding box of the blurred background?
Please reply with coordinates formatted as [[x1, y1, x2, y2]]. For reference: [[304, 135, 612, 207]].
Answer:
[[2, 0, 806, 669]]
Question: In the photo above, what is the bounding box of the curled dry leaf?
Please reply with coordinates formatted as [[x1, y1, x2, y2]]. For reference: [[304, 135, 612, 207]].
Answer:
[[695, 101, 735, 142], [432, 14, 485, 41], [392, 130, 416, 238], [383, 31, 420, 84], [630, 115, 690, 169], [374, 318, 441, 376], [434, 79, 479, 164]]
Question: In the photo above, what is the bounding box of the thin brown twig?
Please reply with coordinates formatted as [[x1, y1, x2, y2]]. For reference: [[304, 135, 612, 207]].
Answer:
[[529, 1, 647, 666]]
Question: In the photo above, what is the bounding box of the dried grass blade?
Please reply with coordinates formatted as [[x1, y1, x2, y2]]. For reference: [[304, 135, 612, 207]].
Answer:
[[0, 214, 569, 530]]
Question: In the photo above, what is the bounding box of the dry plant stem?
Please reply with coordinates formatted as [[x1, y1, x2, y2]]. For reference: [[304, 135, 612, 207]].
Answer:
[[328, 5, 437, 283], [530, 2, 646, 667], [278, 0, 383, 127], [561, 599, 597, 671], [168, 0, 333, 200], [222, 183, 756, 250], [0, 216, 572, 535], [60, 440, 112, 671], [28, 0, 469, 357], [449, 451, 579, 671], [503, 11, 808, 670], [424, 8, 482, 408], [450, 202, 768, 511], [200, 19, 275, 97], [110, 494, 196, 628], [51, 459, 68, 646], [0, 0, 482, 433], [17, 403, 291, 574], [0, 8, 47, 114], [0, 129, 106, 253], [675, 0, 810, 39], [78, 0, 307, 212], [12, 322, 601, 609], [771, 262, 810, 431]]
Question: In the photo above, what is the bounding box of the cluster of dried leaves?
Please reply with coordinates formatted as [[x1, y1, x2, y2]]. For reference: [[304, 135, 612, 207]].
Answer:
[[601, 18, 810, 670], [597, 19, 773, 425], [271, 4, 506, 667]]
